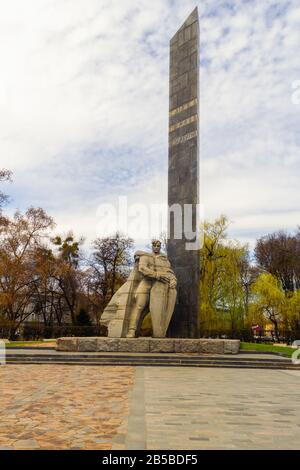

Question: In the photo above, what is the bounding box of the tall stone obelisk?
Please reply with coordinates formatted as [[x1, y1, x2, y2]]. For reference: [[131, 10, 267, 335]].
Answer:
[[168, 8, 200, 338]]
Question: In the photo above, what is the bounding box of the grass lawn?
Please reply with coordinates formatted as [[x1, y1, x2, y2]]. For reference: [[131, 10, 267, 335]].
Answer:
[[5, 340, 55, 348], [240, 341, 297, 358]]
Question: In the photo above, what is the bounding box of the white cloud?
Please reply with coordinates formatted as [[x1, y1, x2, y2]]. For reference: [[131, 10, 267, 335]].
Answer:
[[200, 0, 300, 248], [0, 0, 299, 250]]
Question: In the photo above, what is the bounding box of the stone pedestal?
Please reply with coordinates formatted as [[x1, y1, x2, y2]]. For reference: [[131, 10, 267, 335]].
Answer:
[[56, 337, 240, 354]]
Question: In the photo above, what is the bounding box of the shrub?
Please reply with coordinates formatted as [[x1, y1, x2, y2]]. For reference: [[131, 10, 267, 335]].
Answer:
[[76, 308, 91, 326], [0, 319, 18, 340]]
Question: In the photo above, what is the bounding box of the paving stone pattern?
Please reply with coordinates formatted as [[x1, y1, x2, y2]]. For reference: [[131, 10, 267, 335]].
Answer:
[[1, 365, 300, 450], [132, 368, 300, 450], [0, 365, 134, 450]]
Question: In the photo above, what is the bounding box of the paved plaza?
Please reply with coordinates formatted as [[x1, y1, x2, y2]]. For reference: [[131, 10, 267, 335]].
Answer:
[[123, 367, 300, 450], [0, 365, 134, 450], [0, 365, 300, 450]]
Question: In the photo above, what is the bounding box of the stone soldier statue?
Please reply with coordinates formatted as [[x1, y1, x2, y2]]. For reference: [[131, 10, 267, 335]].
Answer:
[[126, 240, 177, 337], [100, 240, 177, 338]]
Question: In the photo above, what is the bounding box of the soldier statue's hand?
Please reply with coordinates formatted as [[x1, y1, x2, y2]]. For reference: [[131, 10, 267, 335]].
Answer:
[[157, 274, 170, 284]]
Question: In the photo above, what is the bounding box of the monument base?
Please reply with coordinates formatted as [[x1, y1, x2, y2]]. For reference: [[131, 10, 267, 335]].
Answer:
[[56, 337, 240, 354]]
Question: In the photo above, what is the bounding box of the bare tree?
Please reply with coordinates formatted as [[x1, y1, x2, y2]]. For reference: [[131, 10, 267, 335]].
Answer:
[[89, 232, 134, 311], [0, 169, 12, 222], [50, 234, 84, 325], [0, 208, 54, 337], [255, 230, 300, 293]]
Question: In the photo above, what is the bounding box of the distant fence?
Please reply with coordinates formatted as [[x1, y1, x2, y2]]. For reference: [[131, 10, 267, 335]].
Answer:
[[1, 321, 299, 343], [199, 329, 254, 342], [199, 329, 300, 344], [0, 321, 107, 340]]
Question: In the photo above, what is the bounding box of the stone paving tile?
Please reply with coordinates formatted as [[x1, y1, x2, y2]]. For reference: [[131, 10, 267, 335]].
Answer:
[[0, 365, 134, 450], [124, 367, 300, 450], [2, 365, 300, 450]]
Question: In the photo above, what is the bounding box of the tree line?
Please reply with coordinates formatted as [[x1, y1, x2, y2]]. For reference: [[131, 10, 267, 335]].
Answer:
[[0, 170, 134, 337], [200, 216, 300, 340], [1, 169, 300, 341]]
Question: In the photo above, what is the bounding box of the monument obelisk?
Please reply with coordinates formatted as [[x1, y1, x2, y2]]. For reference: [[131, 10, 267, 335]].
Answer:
[[168, 8, 200, 338]]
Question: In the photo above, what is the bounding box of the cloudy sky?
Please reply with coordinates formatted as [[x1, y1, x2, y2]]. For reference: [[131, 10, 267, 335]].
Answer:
[[0, 0, 299, 249]]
